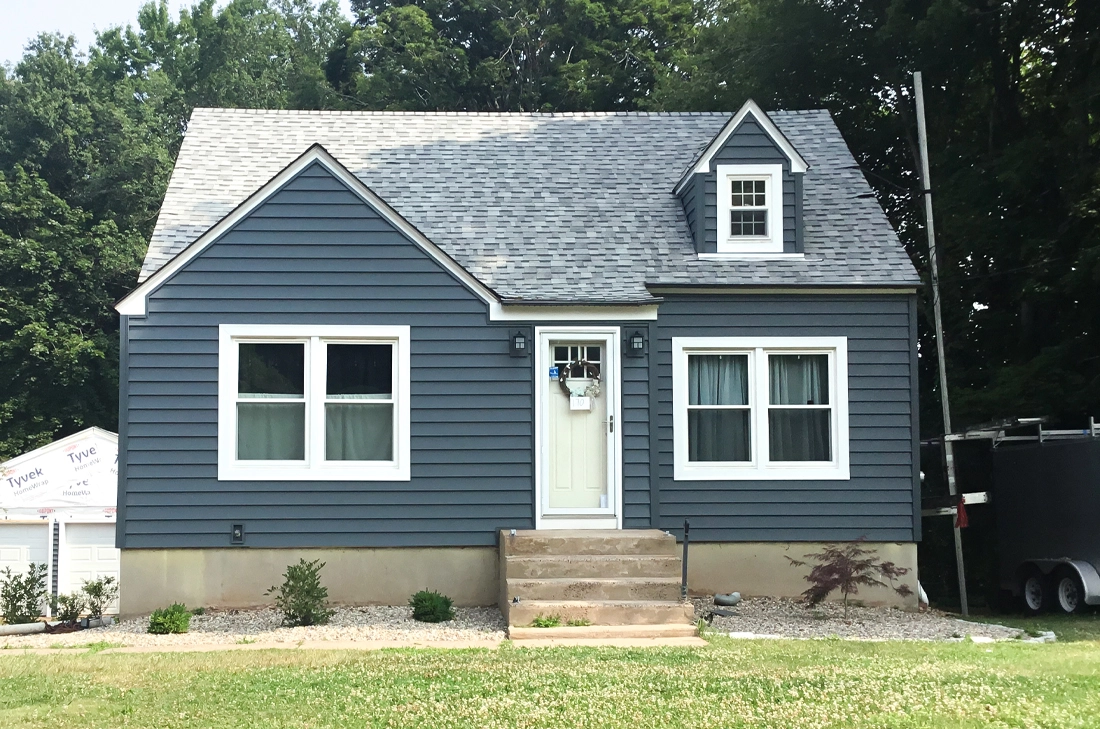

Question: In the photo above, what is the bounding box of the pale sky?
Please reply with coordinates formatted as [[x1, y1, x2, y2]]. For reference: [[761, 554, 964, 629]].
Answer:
[[0, 0, 352, 68]]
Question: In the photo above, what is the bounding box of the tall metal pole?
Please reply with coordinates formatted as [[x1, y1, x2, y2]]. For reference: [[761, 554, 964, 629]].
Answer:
[[914, 71, 968, 615]]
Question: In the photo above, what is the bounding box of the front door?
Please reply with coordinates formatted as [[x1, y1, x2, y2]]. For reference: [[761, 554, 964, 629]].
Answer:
[[536, 328, 621, 529]]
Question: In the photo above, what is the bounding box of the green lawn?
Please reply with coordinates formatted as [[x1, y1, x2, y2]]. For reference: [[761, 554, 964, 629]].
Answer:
[[963, 611, 1100, 642], [3, 638, 1099, 728]]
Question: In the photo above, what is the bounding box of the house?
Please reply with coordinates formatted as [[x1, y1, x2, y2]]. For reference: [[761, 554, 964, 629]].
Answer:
[[113, 101, 921, 620]]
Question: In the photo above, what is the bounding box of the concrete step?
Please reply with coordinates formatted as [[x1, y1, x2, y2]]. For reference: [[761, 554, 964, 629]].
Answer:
[[508, 599, 696, 627], [505, 554, 681, 580], [506, 577, 682, 602], [500, 529, 678, 557], [508, 623, 699, 640]]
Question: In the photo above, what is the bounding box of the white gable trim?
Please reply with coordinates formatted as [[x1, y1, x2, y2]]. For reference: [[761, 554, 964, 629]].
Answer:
[[673, 99, 809, 195], [115, 145, 501, 317]]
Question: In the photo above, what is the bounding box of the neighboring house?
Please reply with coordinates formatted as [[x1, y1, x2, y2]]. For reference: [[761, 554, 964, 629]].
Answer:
[[114, 101, 921, 617]]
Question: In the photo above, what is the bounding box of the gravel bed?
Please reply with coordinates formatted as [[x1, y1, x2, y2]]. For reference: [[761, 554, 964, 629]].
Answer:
[[694, 596, 1025, 642], [1, 606, 506, 648]]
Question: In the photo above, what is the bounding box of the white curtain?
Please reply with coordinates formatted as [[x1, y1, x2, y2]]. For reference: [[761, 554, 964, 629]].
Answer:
[[237, 403, 305, 460], [688, 355, 750, 461], [326, 403, 394, 461], [769, 354, 830, 461]]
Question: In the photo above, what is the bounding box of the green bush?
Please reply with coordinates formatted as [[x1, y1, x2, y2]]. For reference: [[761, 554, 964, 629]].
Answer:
[[148, 603, 191, 634], [0, 563, 48, 624], [265, 559, 333, 627], [51, 593, 86, 624], [81, 576, 119, 619], [409, 590, 455, 623]]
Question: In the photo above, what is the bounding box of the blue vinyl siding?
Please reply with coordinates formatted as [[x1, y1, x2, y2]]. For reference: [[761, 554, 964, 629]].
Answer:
[[120, 162, 650, 548], [653, 294, 919, 542]]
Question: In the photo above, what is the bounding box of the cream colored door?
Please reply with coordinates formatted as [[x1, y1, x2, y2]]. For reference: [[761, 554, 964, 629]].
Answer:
[[548, 343, 608, 509]]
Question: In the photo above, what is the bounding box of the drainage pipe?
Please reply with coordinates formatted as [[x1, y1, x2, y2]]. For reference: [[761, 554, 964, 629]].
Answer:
[[681, 519, 690, 601]]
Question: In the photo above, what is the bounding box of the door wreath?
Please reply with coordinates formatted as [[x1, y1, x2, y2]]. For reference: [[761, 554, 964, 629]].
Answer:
[[558, 359, 601, 398]]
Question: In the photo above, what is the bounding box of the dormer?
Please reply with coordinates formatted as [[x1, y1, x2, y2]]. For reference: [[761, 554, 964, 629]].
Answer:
[[675, 100, 808, 257]]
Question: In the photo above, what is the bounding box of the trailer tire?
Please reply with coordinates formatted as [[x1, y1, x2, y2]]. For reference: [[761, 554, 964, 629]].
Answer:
[[1055, 571, 1085, 615], [1021, 569, 1050, 615]]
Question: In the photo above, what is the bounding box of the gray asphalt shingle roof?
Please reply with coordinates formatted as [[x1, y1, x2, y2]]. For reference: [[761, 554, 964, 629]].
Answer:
[[141, 108, 919, 301]]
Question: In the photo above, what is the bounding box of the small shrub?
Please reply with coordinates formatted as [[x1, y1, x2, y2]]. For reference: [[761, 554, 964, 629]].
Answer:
[[0, 563, 48, 624], [81, 576, 119, 619], [530, 614, 562, 628], [409, 590, 455, 623], [51, 593, 86, 624], [191, 606, 206, 616], [266, 559, 333, 627], [566, 618, 591, 627], [787, 538, 913, 618], [148, 603, 191, 634]]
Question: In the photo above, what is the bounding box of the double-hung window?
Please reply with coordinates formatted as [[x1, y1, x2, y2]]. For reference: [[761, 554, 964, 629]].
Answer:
[[673, 337, 849, 480], [715, 164, 784, 253], [218, 325, 411, 481]]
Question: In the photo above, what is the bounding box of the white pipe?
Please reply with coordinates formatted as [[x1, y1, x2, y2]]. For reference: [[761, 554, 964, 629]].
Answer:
[[0, 622, 46, 636]]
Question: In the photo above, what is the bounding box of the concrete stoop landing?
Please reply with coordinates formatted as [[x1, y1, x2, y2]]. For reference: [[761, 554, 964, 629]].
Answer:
[[499, 529, 697, 640]]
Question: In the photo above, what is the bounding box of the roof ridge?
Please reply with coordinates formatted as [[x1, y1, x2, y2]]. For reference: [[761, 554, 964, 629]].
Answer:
[[189, 108, 828, 117]]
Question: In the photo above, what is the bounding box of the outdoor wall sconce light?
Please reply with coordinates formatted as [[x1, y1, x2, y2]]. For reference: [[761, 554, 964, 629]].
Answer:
[[510, 330, 529, 357], [628, 330, 647, 357], [231, 524, 245, 545]]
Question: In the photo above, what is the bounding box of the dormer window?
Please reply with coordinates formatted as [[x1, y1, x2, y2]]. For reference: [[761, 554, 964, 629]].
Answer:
[[730, 179, 768, 237], [716, 164, 784, 253]]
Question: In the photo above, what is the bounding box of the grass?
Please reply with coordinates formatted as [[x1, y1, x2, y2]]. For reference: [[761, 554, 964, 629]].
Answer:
[[45, 641, 126, 653], [530, 614, 562, 628], [2, 638, 1100, 728], [962, 610, 1100, 642]]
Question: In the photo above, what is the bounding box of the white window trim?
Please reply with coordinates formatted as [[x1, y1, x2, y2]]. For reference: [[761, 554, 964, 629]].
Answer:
[[217, 324, 411, 481], [716, 164, 785, 254], [672, 336, 849, 481]]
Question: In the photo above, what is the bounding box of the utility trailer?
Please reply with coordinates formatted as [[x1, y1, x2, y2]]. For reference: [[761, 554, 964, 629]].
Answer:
[[980, 423, 1100, 614]]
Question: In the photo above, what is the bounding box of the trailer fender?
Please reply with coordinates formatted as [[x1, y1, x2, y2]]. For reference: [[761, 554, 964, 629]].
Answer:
[[1064, 561, 1100, 606]]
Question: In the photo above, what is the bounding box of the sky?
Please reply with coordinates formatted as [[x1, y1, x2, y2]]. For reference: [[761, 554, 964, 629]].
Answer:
[[0, 0, 352, 68]]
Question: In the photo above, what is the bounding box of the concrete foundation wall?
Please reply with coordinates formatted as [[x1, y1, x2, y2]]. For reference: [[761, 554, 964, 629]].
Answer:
[[121, 540, 919, 616], [687, 542, 919, 609], [120, 547, 498, 617]]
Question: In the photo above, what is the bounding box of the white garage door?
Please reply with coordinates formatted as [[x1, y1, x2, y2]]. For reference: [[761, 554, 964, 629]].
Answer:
[[0, 522, 50, 577], [63, 523, 120, 613]]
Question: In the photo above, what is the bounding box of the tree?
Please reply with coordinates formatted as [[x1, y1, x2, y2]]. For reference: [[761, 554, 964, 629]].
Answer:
[[0, 166, 141, 459], [787, 541, 913, 618], [332, 0, 697, 110]]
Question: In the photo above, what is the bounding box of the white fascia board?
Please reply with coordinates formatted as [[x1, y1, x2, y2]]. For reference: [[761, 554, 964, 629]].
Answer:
[[115, 145, 500, 317], [490, 304, 659, 322], [673, 99, 809, 195]]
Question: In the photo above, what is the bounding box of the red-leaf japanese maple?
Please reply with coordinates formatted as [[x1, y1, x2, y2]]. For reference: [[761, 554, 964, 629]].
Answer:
[[787, 539, 913, 618]]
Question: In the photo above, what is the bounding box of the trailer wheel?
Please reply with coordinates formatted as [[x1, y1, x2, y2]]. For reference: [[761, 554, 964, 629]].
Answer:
[[1022, 570, 1049, 615], [1055, 571, 1085, 615]]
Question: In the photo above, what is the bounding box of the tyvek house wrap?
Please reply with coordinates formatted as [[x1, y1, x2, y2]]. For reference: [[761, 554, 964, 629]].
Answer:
[[0, 428, 118, 521]]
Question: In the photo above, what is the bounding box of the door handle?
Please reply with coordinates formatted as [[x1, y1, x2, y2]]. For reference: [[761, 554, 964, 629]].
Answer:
[[605, 415, 614, 433]]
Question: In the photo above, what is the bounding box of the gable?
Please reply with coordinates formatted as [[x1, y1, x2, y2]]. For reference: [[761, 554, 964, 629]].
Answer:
[[117, 147, 498, 317]]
